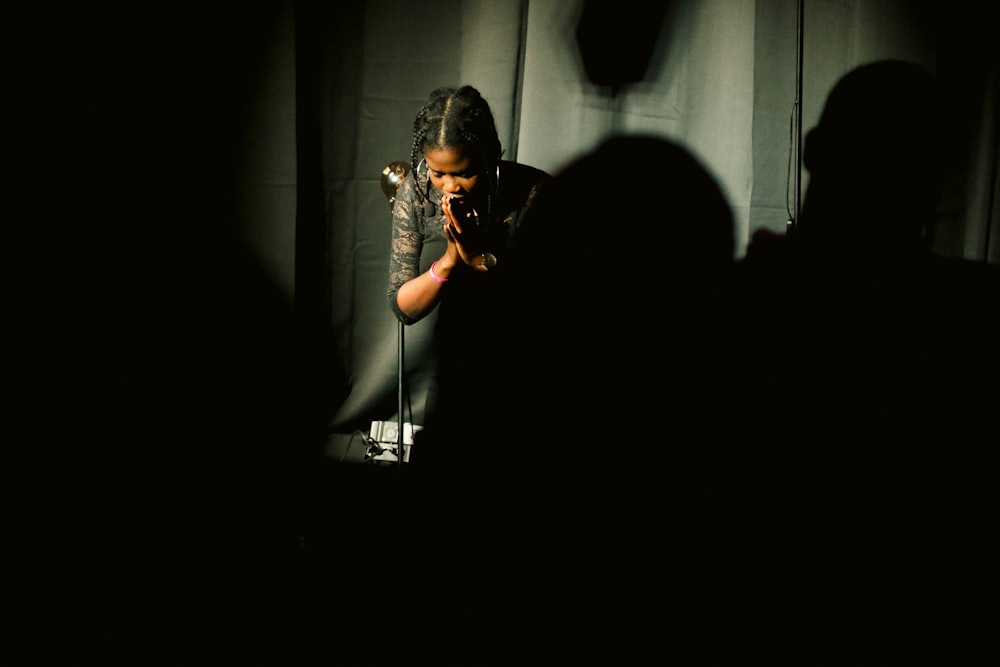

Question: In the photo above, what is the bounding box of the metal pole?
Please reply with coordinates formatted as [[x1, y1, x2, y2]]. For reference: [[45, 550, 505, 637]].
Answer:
[[793, 0, 804, 228], [397, 319, 404, 465]]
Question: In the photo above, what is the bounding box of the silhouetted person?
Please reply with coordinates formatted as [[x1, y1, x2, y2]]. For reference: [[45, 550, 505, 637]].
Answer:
[[743, 59, 998, 448], [507, 133, 738, 457], [406, 135, 818, 630], [739, 60, 998, 623]]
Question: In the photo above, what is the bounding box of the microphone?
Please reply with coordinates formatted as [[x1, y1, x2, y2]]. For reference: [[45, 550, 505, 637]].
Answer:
[[380, 161, 409, 206], [381, 159, 438, 217]]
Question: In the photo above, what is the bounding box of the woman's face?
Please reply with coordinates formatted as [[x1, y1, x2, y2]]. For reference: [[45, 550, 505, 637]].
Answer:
[[424, 146, 479, 200]]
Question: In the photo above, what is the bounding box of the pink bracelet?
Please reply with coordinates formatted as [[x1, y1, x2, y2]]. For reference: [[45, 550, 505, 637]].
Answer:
[[429, 260, 449, 284]]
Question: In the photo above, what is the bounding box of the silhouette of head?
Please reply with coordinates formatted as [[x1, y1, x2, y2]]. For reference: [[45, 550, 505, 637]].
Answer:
[[505, 133, 736, 380], [800, 60, 944, 252], [513, 134, 734, 283]]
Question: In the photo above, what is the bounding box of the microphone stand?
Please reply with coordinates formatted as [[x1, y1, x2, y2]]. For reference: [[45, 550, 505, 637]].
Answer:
[[382, 160, 410, 466], [792, 0, 804, 230], [397, 318, 404, 465]]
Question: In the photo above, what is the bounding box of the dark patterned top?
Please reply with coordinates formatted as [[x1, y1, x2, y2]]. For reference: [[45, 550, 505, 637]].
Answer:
[[387, 159, 550, 325]]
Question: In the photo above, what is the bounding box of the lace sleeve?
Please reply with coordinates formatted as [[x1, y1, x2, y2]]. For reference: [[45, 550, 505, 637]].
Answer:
[[387, 173, 424, 324]]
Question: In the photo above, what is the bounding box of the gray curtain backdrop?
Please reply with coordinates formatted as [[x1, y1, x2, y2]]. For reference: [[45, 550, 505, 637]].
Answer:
[[228, 0, 998, 454]]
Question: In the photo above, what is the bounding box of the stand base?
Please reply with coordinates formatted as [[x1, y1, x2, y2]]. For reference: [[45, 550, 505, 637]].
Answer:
[[368, 420, 422, 464]]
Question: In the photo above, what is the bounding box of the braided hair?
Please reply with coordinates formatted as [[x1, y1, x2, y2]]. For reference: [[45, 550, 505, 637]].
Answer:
[[409, 85, 503, 213]]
